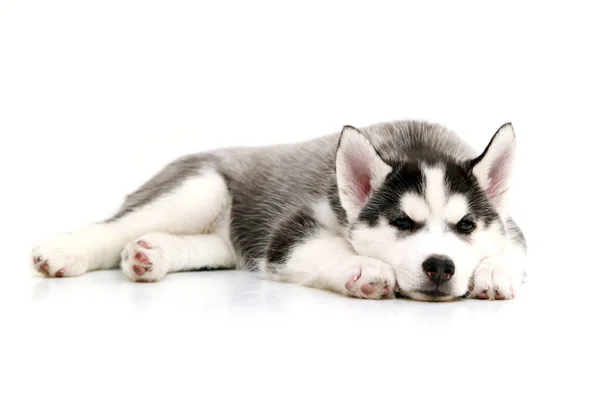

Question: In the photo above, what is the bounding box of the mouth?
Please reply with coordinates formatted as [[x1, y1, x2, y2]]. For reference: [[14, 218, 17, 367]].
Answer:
[[397, 289, 459, 302], [418, 289, 452, 298]]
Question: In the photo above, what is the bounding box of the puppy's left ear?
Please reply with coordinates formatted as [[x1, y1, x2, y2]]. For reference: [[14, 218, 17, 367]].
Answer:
[[336, 125, 392, 222], [470, 123, 517, 214]]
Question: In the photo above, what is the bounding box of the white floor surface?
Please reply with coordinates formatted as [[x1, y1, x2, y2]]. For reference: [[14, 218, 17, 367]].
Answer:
[[3, 236, 598, 399]]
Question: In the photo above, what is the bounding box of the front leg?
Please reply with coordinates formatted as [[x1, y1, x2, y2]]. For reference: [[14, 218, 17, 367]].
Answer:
[[264, 209, 396, 299]]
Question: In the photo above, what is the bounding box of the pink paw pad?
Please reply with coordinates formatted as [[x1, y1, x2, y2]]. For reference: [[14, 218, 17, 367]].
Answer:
[[134, 252, 150, 263], [360, 283, 375, 295], [133, 265, 149, 276]]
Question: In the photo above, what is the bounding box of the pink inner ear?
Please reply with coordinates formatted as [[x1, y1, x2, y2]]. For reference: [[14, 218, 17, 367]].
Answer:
[[487, 150, 510, 200], [349, 156, 372, 204]]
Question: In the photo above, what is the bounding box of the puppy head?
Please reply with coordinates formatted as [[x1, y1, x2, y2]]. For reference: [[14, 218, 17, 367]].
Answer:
[[336, 124, 516, 301]]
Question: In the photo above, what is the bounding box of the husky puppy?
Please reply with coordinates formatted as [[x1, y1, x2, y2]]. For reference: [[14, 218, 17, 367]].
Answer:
[[32, 120, 526, 301]]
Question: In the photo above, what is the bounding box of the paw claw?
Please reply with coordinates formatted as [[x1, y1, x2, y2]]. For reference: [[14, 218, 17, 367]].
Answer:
[[345, 273, 361, 290], [137, 240, 151, 249], [55, 268, 65, 278]]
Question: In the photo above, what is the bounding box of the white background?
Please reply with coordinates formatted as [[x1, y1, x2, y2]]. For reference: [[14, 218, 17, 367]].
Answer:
[[1, 1, 599, 399]]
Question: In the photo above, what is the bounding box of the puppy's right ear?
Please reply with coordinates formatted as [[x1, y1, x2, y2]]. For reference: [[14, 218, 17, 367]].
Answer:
[[336, 126, 392, 222]]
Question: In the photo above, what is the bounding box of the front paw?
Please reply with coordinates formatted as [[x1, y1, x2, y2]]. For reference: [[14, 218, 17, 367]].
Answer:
[[469, 256, 524, 300], [344, 258, 397, 300]]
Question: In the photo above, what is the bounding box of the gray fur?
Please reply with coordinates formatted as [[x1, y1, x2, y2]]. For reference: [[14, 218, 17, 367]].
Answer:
[[506, 217, 527, 251], [109, 153, 220, 221], [109, 120, 521, 269]]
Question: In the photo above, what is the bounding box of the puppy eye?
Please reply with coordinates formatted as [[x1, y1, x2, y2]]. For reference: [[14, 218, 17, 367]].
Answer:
[[456, 219, 476, 234], [392, 217, 415, 231]]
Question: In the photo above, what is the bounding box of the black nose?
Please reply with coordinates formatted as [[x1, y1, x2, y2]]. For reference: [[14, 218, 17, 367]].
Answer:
[[422, 256, 455, 282]]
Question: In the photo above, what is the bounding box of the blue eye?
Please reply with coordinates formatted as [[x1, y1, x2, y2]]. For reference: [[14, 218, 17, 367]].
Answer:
[[392, 217, 414, 231], [456, 219, 476, 234]]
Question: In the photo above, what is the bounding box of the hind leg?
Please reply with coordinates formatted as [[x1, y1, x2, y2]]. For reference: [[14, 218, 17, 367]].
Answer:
[[31, 167, 231, 278], [120, 232, 235, 282]]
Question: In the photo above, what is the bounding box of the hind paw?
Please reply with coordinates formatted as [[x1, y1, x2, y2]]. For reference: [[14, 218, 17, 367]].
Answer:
[[31, 234, 91, 278], [121, 235, 169, 282]]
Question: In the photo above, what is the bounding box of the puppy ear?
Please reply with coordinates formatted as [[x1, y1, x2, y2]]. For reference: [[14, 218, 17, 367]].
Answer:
[[470, 123, 517, 214], [336, 125, 392, 222]]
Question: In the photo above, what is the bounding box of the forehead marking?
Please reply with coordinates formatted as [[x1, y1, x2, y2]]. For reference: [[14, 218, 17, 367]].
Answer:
[[423, 165, 447, 216], [401, 193, 429, 222], [444, 194, 469, 223]]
